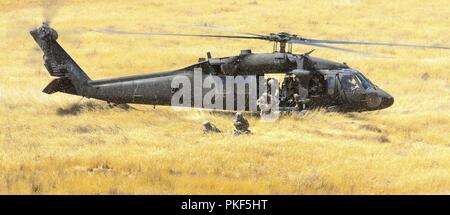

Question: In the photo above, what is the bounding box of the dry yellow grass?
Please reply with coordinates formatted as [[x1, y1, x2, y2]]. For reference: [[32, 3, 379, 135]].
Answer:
[[0, 0, 449, 194]]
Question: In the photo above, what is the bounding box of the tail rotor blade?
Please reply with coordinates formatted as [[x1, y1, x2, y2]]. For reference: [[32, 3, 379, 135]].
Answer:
[[41, 0, 63, 25]]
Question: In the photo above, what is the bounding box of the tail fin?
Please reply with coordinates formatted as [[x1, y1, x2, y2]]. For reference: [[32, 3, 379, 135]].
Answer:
[[30, 23, 91, 96]]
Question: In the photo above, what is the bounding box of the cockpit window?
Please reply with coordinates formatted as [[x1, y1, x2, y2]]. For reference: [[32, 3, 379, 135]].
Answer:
[[354, 72, 375, 89], [340, 74, 362, 91]]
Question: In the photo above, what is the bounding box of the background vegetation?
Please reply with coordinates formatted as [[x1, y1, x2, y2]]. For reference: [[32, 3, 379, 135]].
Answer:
[[0, 0, 449, 194]]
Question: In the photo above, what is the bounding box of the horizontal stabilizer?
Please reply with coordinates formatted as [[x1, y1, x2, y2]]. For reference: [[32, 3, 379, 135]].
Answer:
[[43, 78, 77, 95]]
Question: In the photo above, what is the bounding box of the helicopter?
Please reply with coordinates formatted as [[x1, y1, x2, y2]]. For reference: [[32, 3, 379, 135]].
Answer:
[[30, 23, 450, 114]]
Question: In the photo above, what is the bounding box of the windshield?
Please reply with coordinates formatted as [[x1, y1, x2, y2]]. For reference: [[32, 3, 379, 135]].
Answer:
[[354, 71, 376, 89], [340, 73, 362, 91]]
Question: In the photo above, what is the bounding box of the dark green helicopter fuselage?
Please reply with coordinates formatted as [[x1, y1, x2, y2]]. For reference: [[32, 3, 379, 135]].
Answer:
[[31, 24, 394, 113]]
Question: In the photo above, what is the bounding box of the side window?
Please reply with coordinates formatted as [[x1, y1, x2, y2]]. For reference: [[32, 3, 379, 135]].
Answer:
[[340, 74, 362, 91], [274, 57, 284, 64], [326, 75, 336, 96]]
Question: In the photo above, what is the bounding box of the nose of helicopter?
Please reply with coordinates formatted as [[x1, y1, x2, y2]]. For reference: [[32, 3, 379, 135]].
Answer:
[[364, 88, 394, 110], [378, 90, 394, 109], [368, 89, 394, 110]]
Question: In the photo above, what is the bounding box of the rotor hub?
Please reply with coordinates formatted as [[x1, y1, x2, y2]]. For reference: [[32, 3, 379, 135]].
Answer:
[[268, 32, 301, 42], [268, 32, 301, 53]]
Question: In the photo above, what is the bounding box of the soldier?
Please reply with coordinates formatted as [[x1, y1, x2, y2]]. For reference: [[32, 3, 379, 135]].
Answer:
[[233, 112, 251, 135], [266, 78, 279, 97], [257, 92, 271, 116], [341, 75, 360, 91], [280, 75, 298, 106], [203, 120, 221, 134], [257, 92, 279, 119], [286, 76, 296, 99], [293, 90, 310, 111], [309, 74, 326, 95]]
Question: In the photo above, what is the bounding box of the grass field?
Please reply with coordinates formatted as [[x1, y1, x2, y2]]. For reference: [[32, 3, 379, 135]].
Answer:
[[0, 0, 449, 194]]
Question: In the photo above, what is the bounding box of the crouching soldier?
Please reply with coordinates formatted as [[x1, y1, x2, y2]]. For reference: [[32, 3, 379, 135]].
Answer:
[[203, 120, 221, 134], [233, 112, 251, 136]]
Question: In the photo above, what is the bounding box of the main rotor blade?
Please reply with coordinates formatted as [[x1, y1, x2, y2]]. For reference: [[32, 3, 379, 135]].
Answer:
[[93, 29, 266, 40], [190, 24, 266, 37], [290, 39, 372, 56], [302, 38, 450, 50]]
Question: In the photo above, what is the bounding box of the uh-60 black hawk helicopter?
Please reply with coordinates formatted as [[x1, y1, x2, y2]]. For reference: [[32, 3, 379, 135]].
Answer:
[[31, 23, 450, 114]]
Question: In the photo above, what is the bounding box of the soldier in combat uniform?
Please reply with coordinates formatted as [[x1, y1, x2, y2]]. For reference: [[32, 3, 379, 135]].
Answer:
[[257, 92, 279, 119], [233, 112, 251, 135], [203, 120, 221, 134]]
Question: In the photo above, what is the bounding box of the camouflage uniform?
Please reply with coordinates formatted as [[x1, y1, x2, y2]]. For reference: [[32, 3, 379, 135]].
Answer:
[[233, 112, 251, 135], [266, 78, 279, 97], [257, 92, 279, 118], [257, 93, 271, 116], [203, 120, 221, 134]]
